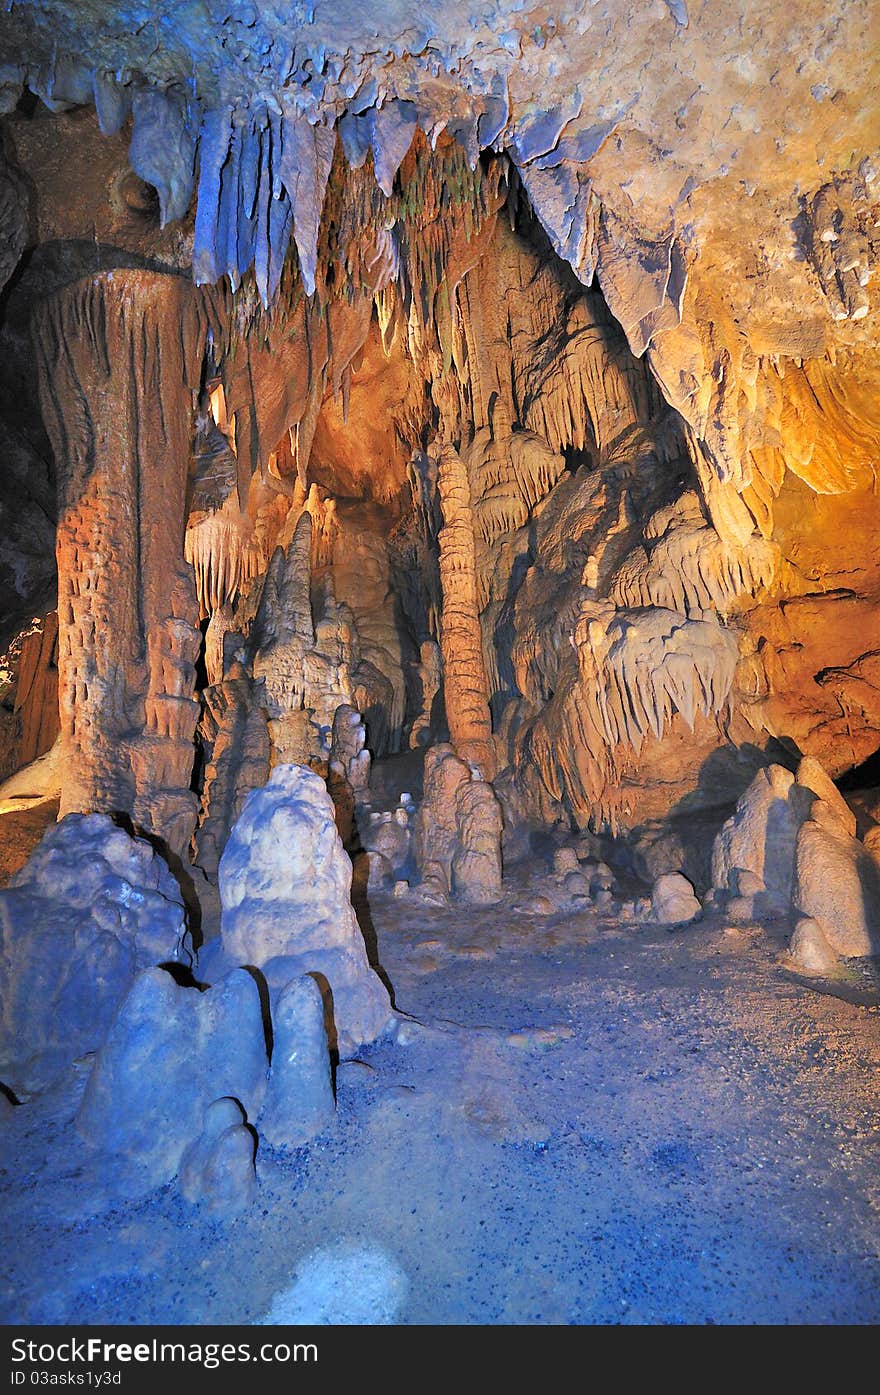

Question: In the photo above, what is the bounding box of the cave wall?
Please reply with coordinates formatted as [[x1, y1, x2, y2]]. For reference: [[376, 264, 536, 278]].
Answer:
[[0, 6, 877, 872]]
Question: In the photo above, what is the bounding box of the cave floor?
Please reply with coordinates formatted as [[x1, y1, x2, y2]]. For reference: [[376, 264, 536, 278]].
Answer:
[[1, 865, 879, 1326], [0, 798, 58, 887]]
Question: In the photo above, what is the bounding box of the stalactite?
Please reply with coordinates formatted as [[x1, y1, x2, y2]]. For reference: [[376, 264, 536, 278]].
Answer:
[[514, 602, 739, 831], [600, 610, 738, 751], [465, 429, 566, 549], [185, 495, 263, 618], [609, 498, 779, 618]]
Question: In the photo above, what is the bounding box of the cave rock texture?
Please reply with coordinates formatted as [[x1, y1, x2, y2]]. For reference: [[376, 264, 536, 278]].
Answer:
[[711, 759, 880, 956], [0, 814, 188, 1093], [0, 0, 878, 1123], [76, 966, 268, 1187], [219, 764, 393, 1051]]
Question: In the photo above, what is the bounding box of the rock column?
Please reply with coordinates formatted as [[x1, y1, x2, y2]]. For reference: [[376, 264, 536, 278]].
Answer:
[[435, 442, 496, 779], [33, 270, 213, 854]]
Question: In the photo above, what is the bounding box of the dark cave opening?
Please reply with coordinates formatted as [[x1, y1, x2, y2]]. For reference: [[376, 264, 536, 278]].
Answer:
[[561, 443, 596, 474], [836, 744, 880, 792]]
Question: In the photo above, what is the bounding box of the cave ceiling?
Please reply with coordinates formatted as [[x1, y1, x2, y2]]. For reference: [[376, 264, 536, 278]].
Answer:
[[1, 2, 877, 361]]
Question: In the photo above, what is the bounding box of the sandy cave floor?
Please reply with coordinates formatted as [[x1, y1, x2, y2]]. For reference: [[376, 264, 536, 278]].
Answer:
[[0, 799, 59, 887], [1, 847, 879, 1327]]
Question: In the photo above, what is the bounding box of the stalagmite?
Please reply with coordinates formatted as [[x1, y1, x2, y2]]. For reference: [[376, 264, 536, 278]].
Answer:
[[327, 702, 370, 844], [194, 663, 271, 898], [410, 639, 443, 749], [451, 779, 504, 906], [219, 764, 393, 1052], [252, 513, 318, 766], [329, 704, 371, 795]]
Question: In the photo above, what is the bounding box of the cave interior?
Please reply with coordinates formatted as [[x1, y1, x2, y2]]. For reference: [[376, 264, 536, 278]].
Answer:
[[0, 0, 878, 1328]]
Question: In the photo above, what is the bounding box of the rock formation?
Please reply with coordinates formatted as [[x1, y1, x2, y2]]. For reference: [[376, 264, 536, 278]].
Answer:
[[451, 779, 505, 907], [76, 966, 268, 1186], [651, 872, 702, 928], [72, 945, 341, 1189], [712, 765, 816, 912], [413, 744, 503, 906], [329, 705, 371, 796], [360, 799, 414, 890], [252, 513, 321, 764], [33, 272, 215, 857], [11, 612, 59, 770], [219, 764, 393, 1052], [435, 442, 497, 781], [0, 0, 877, 1180], [258, 975, 336, 1152], [711, 758, 880, 960], [330, 506, 412, 756], [178, 1097, 257, 1216], [787, 919, 842, 978], [409, 639, 443, 750], [792, 819, 880, 958], [0, 3, 878, 1337], [193, 662, 272, 894], [0, 814, 187, 1092], [0, 35, 872, 871]]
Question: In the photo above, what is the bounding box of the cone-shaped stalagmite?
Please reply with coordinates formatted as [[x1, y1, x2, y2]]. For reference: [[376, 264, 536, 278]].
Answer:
[[258, 975, 335, 1150]]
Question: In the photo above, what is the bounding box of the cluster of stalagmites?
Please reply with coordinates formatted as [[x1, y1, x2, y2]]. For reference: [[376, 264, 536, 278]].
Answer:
[[709, 757, 880, 969], [2, 689, 877, 1214], [339, 753, 504, 913], [1, 765, 394, 1212], [412, 745, 503, 907], [0, 815, 188, 1093], [511, 748, 880, 968], [599, 752, 880, 964], [191, 493, 413, 926]]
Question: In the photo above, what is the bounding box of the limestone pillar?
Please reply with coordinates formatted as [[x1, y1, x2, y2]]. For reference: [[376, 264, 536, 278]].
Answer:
[[33, 270, 212, 854], [435, 441, 496, 779]]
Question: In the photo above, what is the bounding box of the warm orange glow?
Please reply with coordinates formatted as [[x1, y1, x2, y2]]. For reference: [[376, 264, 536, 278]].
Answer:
[[209, 382, 227, 432]]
